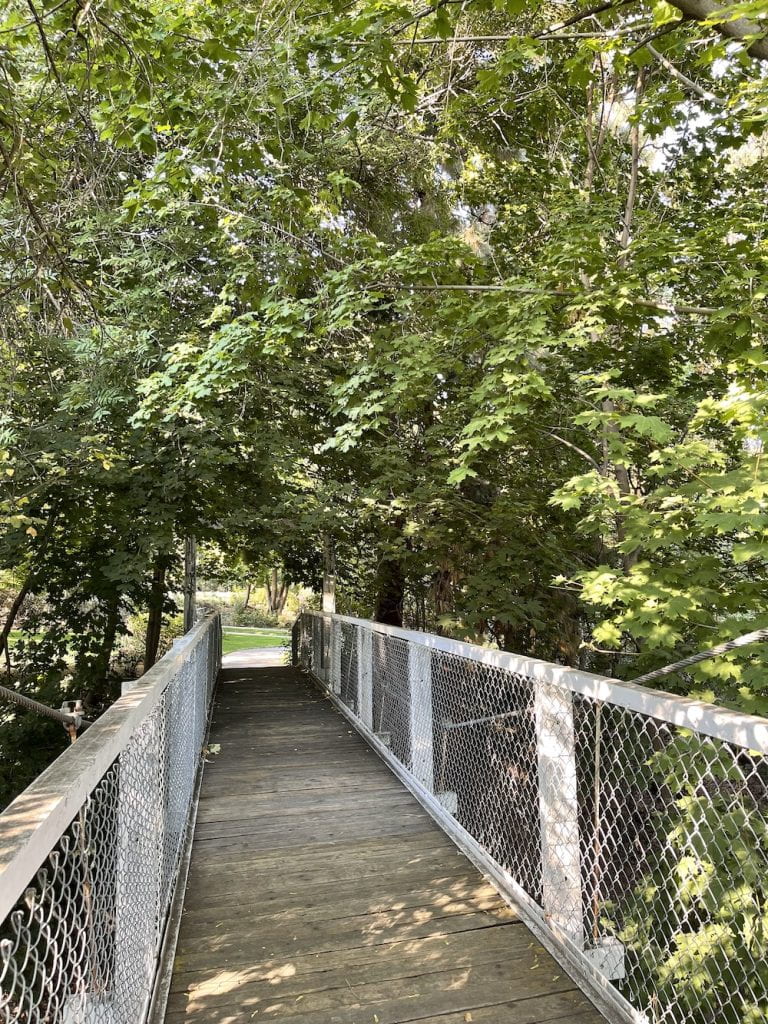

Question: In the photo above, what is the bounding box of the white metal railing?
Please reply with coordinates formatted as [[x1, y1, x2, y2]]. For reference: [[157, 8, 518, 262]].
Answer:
[[294, 611, 768, 1024], [0, 613, 221, 1024]]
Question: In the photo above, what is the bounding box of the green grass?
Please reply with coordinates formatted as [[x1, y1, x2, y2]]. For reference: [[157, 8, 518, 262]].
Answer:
[[222, 628, 289, 655], [8, 627, 288, 658]]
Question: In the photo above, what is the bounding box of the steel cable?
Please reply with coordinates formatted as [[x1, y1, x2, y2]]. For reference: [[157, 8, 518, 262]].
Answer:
[[632, 627, 768, 685], [0, 682, 92, 729]]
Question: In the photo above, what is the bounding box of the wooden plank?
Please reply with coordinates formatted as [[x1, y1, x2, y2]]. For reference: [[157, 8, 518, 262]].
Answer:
[[170, 917, 521, 987], [176, 897, 516, 953], [179, 873, 504, 918], [185, 830, 462, 868], [165, 959, 581, 1023], [164, 663, 603, 1024], [167, 938, 560, 1017], [185, 833, 464, 873], [188, 819, 437, 855], [418, 1002, 602, 1024], [195, 788, 417, 822], [174, 911, 513, 970], [192, 805, 433, 840]]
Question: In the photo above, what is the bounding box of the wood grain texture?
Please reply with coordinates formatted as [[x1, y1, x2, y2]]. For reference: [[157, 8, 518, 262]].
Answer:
[[164, 663, 605, 1024]]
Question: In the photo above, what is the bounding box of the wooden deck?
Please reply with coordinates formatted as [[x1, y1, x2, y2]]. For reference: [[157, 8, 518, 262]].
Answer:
[[164, 658, 604, 1024]]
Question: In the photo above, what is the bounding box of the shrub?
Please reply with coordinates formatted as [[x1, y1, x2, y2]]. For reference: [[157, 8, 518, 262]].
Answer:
[[115, 612, 185, 675], [230, 601, 280, 628]]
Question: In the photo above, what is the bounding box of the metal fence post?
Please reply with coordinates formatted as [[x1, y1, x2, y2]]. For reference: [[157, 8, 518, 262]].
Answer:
[[357, 627, 373, 730], [330, 619, 342, 694], [313, 616, 325, 681], [183, 536, 197, 633], [408, 642, 434, 792], [291, 620, 299, 666], [534, 676, 584, 945], [114, 715, 165, 1021]]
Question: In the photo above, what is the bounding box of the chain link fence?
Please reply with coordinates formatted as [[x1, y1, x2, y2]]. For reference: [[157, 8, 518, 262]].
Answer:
[[294, 611, 768, 1024], [0, 614, 221, 1024]]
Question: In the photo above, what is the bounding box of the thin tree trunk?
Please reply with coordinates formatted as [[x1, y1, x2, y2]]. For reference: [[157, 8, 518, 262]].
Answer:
[[0, 575, 33, 663], [374, 555, 405, 627], [275, 581, 289, 615], [0, 508, 58, 664], [580, 66, 645, 574], [243, 582, 252, 609], [82, 593, 121, 706], [265, 569, 289, 616], [610, 69, 647, 573], [183, 535, 196, 633], [144, 554, 170, 671], [322, 536, 336, 614]]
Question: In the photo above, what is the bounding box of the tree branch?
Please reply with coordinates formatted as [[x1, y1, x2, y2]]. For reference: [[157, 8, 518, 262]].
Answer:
[[387, 282, 721, 316], [646, 41, 725, 102], [618, 68, 647, 267], [542, 430, 602, 472], [666, 0, 768, 60]]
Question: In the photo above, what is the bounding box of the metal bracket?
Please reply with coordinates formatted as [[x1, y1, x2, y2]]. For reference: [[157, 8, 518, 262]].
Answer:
[[583, 936, 626, 981], [60, 699, 84, 737]]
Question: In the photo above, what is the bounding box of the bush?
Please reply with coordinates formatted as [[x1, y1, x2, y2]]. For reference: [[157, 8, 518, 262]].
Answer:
[[230, 601, 280, 628], [115, 612, 185, 675]]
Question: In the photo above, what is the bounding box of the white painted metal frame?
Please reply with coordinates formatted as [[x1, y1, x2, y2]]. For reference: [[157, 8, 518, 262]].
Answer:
[[297, 610, 768, 1024], [311, 612, 768, 754]]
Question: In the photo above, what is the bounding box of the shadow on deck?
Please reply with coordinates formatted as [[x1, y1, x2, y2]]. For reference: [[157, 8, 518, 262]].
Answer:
[[164, 657, 604, 1024]]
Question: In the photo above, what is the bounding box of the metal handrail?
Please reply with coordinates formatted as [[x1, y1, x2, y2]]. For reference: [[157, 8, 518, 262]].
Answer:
[[0, 612, 222, 1024], [300, 610, 768, 753]]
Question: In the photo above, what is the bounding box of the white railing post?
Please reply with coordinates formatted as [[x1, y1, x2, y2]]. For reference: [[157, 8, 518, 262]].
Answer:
[[314, 616, 326, 682], [357, 626, 373, 729], [114, 715, 165, 1021], [408, 642, 434, 792], [330, 618, 342, 694], [534, 676, 584, 945]]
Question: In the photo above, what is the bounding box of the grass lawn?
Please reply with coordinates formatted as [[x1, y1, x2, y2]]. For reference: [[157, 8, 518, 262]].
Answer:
[[222, 628, 289, 655], [8, 628, 289, 657]]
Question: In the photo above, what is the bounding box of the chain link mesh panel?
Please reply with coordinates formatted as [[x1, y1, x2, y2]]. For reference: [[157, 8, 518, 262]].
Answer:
[[0, 617, 221, 1024], [338, 622, 358, 712], [295, 612, 768, 1024]]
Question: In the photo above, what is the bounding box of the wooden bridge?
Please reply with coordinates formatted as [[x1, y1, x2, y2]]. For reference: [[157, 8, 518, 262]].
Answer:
[[3, 611, 768, 1024], [163, 655, 602, 1024]]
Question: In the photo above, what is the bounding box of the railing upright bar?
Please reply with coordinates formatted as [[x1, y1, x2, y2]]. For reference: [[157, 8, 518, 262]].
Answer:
[[356, 626, 373, 730], [408, 641, 434, 793], [534, 675, 584, 945]]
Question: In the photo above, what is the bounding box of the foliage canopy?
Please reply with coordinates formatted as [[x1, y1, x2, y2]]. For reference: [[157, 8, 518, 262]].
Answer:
[[1, 0, 767, 711]]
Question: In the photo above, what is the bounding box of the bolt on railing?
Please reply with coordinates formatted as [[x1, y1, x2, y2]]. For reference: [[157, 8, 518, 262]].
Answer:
[[294, 611, 768, 1024], [0, 613, 222, 1024]]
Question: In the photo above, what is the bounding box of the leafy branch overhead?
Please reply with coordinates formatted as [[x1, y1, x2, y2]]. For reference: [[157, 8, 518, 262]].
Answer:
[[1, 0, 768, 740]]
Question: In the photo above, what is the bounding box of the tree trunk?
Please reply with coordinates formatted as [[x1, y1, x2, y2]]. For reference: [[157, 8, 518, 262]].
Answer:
[[0, 508, 58, 660], [144, 554, 170, 671], [582, 65, 644, 576], [322, 535, 336, 614], [183, 535, 197, 633], [665, 0, 768, 61], [82, 593, 122, 707], [266, 569, 290, 616], [243, 582, 252, 609], [374, 555, 405, 627], [0, 575, 33, 670]]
